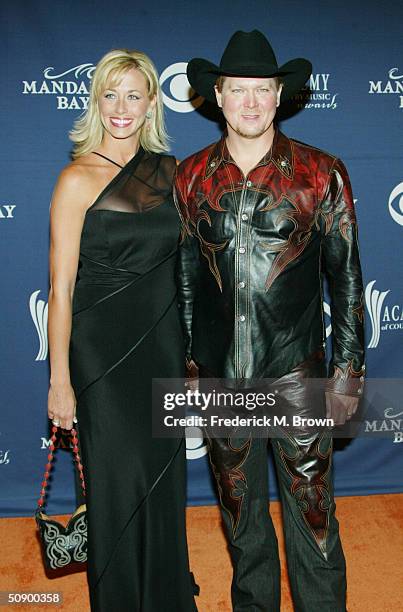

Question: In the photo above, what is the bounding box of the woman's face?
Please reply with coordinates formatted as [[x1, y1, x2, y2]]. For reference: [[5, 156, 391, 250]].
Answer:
[[98, 68, 155, 141]]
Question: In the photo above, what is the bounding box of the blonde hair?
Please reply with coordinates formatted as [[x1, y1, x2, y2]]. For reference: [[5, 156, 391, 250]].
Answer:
[[70, 49, 169, 158]]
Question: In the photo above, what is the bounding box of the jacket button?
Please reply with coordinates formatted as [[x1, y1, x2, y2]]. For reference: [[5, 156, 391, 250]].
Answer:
[[238, 247, 246, 254], [241, 213, 248, 221], [238, 281, 246, 289], [239, 315, 246, 322], [246, 180, 253, 187]]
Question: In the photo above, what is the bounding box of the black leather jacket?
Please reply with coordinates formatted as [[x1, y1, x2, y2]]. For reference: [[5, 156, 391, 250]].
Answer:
[[174, 130, 365, 395]]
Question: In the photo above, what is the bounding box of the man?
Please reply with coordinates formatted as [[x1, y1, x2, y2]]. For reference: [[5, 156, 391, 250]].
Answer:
[[174, 30, 365, 611]]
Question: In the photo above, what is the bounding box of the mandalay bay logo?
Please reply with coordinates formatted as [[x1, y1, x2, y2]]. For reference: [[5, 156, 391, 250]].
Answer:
[[365, 407, 403, 444], [22, 63, 95, 110], [369, 68, 403, 109], [293, 73, 339, 110], [0, 204, 16, 219]]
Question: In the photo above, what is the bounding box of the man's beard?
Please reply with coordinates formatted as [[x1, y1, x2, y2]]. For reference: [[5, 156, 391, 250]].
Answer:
[[236, 127, 267, 139], [234, 123, 272, 139]]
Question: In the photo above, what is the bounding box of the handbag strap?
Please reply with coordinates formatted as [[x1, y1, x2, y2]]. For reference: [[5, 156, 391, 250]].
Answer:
[[37, 426, 86, 509]]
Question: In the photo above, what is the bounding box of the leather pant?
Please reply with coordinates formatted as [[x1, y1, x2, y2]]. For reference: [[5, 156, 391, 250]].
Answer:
[[200, 353, 347, 612]]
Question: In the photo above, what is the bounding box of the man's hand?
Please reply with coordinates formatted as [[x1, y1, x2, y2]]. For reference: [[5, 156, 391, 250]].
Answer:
[[325, 391, 360, 426]]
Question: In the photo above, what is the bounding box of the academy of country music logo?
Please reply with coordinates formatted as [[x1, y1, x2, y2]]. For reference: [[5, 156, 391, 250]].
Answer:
[[369, 68, 403, 109], [292, 73, 339, 110], [22, 64, 95, 110], [365, 280, 403, 349], [364, 407, 403, 444], [29, 290, 48, 361], [389, 182, 403, 226], [0, 204, 16, 219]]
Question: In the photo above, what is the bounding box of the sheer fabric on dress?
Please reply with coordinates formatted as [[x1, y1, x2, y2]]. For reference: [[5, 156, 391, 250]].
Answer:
[[90, 152, 176, 214]]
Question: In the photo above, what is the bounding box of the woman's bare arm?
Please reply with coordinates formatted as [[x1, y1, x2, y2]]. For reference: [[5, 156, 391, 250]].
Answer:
[[48, 164, 93, 430]]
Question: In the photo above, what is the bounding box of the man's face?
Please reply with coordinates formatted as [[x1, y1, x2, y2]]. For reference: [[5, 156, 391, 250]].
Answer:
[[215, 76, 282, 140]]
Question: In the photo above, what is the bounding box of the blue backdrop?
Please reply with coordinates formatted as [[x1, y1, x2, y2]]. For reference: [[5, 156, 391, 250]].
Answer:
[[1, 0, 402, 516]]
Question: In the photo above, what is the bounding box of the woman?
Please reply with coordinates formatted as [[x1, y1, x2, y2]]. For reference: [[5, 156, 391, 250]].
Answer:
[[47, 49, 198, 611]]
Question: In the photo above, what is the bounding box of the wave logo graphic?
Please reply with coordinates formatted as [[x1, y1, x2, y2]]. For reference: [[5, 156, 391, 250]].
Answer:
[[29, 290, 49, 361], [365, 280, 390, 349], [369, 68, 403, 109], [388, 182, 403, 226], [160, 62, 203, 113], [185, 426, 208, 460], [384, 408, 403, 419], [43, 64, 95, 80]]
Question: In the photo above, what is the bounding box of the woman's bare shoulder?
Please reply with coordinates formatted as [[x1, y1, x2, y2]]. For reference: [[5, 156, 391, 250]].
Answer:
[[52, 155, 103, 212], [59, 154, 99, 183]]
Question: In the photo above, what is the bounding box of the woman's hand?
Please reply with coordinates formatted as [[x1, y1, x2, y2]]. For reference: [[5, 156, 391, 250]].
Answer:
[[48, 382, 77, 430]]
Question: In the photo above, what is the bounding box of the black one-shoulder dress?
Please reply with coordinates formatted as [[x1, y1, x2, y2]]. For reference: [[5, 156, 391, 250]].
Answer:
[[69, 149, 197, 611]]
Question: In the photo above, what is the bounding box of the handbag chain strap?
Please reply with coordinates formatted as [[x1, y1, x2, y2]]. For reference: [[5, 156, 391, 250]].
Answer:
[[37, 426, 86, 509]]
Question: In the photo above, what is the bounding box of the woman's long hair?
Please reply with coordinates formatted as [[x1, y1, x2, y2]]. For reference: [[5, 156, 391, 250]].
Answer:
[[70, 49, 170, 158]]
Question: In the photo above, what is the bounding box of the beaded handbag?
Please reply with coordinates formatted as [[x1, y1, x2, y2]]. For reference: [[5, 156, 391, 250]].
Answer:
[[35, 426, 87, 570]]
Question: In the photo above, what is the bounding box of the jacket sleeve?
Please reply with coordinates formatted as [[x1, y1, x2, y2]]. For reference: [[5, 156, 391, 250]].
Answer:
[[318, 158, 365, 396], [173, 167, 200, 367]]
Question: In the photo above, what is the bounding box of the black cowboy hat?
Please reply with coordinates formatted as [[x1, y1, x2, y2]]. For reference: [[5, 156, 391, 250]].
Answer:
[[187, 29, 312, 103]]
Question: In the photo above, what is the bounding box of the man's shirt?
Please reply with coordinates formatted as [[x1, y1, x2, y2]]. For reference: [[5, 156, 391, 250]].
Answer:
[[174, 130, 365, 395]]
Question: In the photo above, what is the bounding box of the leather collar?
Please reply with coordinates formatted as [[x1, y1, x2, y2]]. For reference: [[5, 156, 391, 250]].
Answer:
[[204, 129, 294, 180]]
